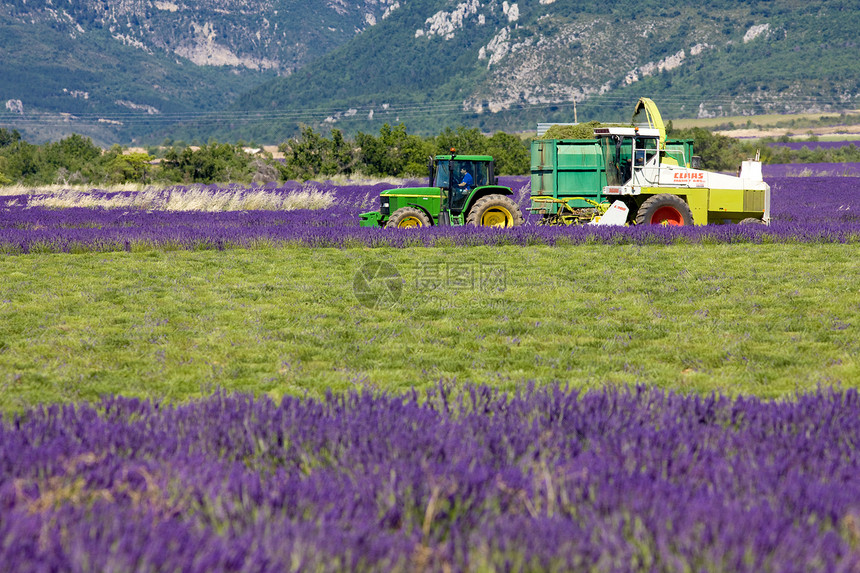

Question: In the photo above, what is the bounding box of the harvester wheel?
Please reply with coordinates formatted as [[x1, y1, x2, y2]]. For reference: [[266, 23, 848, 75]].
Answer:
[[466, 195, 524, 227], [386, 207, 431, 228], [739, 217, 766, 226], [635, 194, 694, 226]]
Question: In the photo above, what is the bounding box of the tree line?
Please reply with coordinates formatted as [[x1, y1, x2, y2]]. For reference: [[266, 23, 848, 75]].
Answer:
[[1, 124, 857, 186], [0, 125, 531, 186]]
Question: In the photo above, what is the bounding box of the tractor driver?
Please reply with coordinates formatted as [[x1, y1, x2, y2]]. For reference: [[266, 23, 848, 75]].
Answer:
[[457, 167, 473, 195]]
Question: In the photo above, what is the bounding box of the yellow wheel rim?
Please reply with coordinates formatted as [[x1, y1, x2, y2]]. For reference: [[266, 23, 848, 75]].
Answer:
[[480, 207, 513, 227], [397, 216, 423, 228]]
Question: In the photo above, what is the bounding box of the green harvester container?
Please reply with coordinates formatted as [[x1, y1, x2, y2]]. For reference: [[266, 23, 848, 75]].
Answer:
[[529, 137, 697, 215], [530, 139, 606, 214]]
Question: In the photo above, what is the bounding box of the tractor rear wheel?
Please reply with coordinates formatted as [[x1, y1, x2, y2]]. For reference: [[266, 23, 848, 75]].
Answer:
[[386, 207, 431, 228], [635, 194, 694, 226], [466, 195, 524, 227]]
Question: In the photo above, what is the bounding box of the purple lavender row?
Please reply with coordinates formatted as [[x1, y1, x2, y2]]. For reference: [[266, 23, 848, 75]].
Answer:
[[1, 177, 858, 252], [763, 163, 860, 177], [768, 141, 860, 151], [1, 176, 851, 220], [2, 384, 859, 571], [3, 218, 860, 252]]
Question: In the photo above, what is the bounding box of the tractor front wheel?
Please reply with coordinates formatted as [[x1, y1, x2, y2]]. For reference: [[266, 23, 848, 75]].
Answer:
[[386, 207, 431, 228], [466, 195, 524, 227], [739, 217, 766, 226], [635, 194, 694, 226]]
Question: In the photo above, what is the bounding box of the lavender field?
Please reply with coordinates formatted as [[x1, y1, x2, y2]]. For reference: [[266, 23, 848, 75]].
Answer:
[[2, 174, 860, 571], [1, 175, 859, 252], [3, 384, 860, 571]]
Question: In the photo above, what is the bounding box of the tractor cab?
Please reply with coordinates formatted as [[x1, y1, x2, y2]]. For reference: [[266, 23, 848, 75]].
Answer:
[[430, 155, 495, 215]]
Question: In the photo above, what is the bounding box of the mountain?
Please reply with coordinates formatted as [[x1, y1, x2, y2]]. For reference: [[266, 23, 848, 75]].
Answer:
[[0, 0, 403, 144], [228, 0, 860, 140], [1, 0, 858, 144]]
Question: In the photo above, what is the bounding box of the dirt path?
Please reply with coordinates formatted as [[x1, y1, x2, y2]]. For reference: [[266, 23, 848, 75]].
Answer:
[[716, 125, 860, 140]]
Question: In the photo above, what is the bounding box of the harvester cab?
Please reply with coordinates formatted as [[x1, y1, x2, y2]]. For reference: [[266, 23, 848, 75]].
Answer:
[[596, 126, 663, 190], [359, 152, 524, 228]]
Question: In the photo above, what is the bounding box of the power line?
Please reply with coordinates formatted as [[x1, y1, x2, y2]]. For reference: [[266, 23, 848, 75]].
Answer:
[[1, 94, 855, 129]]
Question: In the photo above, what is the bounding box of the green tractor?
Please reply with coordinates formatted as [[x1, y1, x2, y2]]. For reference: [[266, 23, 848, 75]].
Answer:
[[359, 153, 524, 228]]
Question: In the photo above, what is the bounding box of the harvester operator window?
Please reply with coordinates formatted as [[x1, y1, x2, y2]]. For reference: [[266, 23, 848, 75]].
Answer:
[[602, 136, 634, 186], [634, 137, 659, 167]]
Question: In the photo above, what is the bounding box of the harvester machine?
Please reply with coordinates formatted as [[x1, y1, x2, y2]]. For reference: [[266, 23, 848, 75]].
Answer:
[[531, 98, 770, 226]]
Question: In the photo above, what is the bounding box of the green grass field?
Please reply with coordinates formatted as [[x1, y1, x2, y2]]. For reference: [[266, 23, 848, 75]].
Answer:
[[1, 244, 857, 412], [670, 110, 860, 130]]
